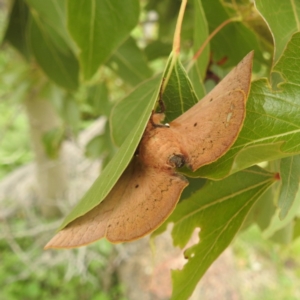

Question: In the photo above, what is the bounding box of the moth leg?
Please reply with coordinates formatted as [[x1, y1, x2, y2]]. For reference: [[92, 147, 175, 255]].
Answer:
[[205, 54, 227, 83]]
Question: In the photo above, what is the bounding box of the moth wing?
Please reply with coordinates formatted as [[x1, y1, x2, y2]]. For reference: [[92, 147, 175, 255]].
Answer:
[[44, 163, 134, 249], [106, 160, 188, 243], [170, 51, 253, 171], [45, 158, 188, 248]]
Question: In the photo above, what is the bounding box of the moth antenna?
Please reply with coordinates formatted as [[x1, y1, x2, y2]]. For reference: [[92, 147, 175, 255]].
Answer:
[[158, 78, 166, 113], [150, 112, 157, 127]]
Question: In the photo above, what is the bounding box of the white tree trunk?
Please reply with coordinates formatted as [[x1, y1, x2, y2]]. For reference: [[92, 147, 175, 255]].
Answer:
[[24, 92, 67, 218]]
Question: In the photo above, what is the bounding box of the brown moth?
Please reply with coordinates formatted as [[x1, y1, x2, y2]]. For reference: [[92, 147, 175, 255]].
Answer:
[[45, 51, 253, 249]]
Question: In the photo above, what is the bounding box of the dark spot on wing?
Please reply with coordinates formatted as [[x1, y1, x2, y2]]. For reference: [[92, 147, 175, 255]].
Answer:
[[194, 122, 197, 127], [135, 184, 139, 188]]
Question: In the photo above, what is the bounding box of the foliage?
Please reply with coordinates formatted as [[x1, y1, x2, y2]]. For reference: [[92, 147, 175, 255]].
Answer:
[[2, 0, 300, 299], [0, 49, 32, 179], [232, 225, 300, 299], [0, 235, 124, 300]]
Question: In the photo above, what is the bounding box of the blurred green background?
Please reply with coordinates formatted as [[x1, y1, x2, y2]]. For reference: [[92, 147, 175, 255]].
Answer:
[[1, 0, 300, 299]]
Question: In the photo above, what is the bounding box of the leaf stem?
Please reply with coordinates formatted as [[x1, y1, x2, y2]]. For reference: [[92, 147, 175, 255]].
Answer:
[[173, 0, 187, 56], [163, 0, 188, 91]]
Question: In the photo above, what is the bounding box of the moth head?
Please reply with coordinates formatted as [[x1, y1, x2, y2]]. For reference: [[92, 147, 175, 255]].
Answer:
[[168, 154, 186, 168]]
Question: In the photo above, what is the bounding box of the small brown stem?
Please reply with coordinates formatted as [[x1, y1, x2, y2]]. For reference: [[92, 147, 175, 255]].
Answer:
[[172, 0, 188, 55], [163, 0, 188, 92], [187, 17, 241, 71]]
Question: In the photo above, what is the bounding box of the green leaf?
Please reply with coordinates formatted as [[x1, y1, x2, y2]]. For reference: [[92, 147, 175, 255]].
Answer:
[[4, 0, 30, 59], [202, 0, 266, 67], [163, 59, 198, 123], [67, 0, 140, 80], [255, 0, 300, 62], [85, 122, 117, 168], [26, 0, 74, 51], [293, 217, 300, 240], [248, 182, 278, 231], [278, 155, 300, 219], [269, 221, 294, 244], [110, 76, 162, 147], [193, 0, 209, 80], [169, 166, 277, 300], [86, 82, 110, 117], [180, 177, 207, 201], [187, 0, 209, 99], [263, 179, 300, 239], [85, 134, 105, 158], [111, 53, 198, 146], [144, 40, 171, 61], [28, 15, 79, 90], [58, 75, 162, 230], [107, 37, 153, 86], [192, 32, 300, 179]]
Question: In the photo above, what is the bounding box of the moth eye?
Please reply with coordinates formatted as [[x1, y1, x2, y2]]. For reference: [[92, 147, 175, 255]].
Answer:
[[169, 154, 186, 168]]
